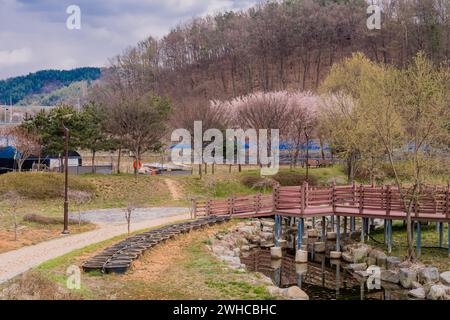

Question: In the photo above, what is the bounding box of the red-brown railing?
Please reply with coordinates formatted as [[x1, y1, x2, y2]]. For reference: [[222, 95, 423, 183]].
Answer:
[[193, 182, 450, 222]]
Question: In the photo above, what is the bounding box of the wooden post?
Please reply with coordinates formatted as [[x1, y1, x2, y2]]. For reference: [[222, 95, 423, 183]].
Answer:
[[386, 185, 391, 217], [206, 199, 212, 216], [301, 183, 306, 216], [192, 198, 197, 219], [255, 193, 261, 214], [229, 195, 235, 216], [361, 218, 365, 243]]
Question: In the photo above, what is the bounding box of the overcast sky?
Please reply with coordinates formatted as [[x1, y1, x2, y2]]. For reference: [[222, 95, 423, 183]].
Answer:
[[0, 0, 257, 80]]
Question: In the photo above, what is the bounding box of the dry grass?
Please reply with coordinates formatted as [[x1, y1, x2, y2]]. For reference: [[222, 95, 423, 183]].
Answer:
[[4, 222, 274, 300]]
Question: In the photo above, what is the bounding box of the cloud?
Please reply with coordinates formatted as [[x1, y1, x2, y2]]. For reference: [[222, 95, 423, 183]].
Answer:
[[0, 0, 257, 79], [0, 48, 32, 67]]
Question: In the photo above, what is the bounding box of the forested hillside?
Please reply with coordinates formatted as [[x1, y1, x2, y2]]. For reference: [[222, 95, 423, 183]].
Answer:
[[94, 0, 450, 106], [0, 68, 101, 105]]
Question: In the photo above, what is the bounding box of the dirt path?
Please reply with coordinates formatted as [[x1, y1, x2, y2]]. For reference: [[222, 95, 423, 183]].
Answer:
[[164, 179, 183, 201], [0, 207, 189, 284]]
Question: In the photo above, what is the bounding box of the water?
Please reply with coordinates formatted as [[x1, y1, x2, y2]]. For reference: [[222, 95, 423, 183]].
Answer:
[[240, 248, 408, 300]]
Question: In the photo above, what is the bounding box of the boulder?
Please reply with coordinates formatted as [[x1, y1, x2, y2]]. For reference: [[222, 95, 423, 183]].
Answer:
[[327, 232, 337, 240], [270, 247, 282, 259], [212, 245, 226, 255], [419, 267, 440, 284], [439, 271, 450, 285], [261, 232, 274, 241], [295, 250, 308, 263], [399, 268, 418, 289], [238, 226, 256, 237], [261, 220, 275, 228], [314, 242, 326, 253], [307, 229, 319, 238], [408, 288, 426, 299], [351, 245, 370, 263], [386, 256, 402, 270], [367, 257, 377, 266], [411, 281, 422, 289], [348, 263, 367, 272], [262, 226, 273, 233], [284, 286, 309, 300], [329, 251, 342, 259], [381, 270, 400, 284], [427, 285, 449, 300], [342, 252, 354, 263], [267, 286, 281, 297]]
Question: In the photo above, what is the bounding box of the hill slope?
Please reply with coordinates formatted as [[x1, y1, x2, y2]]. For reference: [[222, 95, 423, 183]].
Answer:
[[0, 68, 101, 105]]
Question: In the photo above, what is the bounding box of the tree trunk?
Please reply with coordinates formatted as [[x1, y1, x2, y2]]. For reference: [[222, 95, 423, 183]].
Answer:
[[91, 150, 96, 174], [117, 147, 122, 174]]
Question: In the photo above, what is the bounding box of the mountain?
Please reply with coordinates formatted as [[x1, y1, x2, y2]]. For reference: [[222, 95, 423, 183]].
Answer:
[[0, 67, 101, 105]]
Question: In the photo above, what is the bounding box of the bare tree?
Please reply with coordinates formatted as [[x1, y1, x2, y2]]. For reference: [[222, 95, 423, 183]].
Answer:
[[69, 191, 93, 227], [124, 203, 136, 235], [3, 191, 22, 241], [5, 126, 41, 172]]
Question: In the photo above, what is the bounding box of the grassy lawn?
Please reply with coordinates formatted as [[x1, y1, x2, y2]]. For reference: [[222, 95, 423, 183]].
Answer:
[[0, 221, 274, 300], [367, 221, 450, 271]]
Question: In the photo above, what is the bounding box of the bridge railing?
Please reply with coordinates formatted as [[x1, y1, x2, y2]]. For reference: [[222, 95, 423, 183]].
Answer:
[[193, 182, 450, 221]]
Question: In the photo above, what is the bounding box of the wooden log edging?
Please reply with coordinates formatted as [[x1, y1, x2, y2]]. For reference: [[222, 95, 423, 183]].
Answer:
[[82, 215, 230, 274]]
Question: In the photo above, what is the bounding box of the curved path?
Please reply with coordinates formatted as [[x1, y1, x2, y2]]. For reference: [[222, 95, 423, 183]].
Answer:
[[0, 207, 189, 284]]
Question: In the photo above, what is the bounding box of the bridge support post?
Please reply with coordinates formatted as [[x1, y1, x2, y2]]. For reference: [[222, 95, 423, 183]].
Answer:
[[336, 215, 341, 252], [361, 218, 365, 243], [439, 222, 444, 248], [384, 219, 388, 244], [416, 222, 421, 258], [350, 217, 355, 234], [331, 215, 335, 232], [322, 216, 327, 241], [275, 215, 280, 247], [297, 218, 304, 249], [388, 220, 393, 254], [343, 216, 348, 240]]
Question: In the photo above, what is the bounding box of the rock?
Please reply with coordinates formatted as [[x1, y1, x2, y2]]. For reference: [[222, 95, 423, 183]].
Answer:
[[307, 229, 319, 238], [381, 270, 400, 284], [314, 242, 326, 253], [295, 250, 308, 263], [279, 239, 288, 248], [262, 226, 273, 233], [369, 249, 387, 264], [270, 247, 282, 259], [330, 251, 342, 259], [267, 286, 281, 296], [411, 281, 422, 289], [285, 286, 309, 300], [367, 257, 377, 266], [260, 241, 275, 248], [238, 226, 256, 237], [440, 271, 450, 285], [327, 232, 337, 240], [399, 268, 418, 289], [212, 245, 226, 255], [232, 248, 241, 256], [408, 288, 426, 299], [348, 263, 367, 272], [342, 252, 354, 263], [386, 256, 402, 270], [427, 285, 449, 300], [260, 232, 273, 240], [351, 245, 370, 263], [261, 220, 275, 228], [301, 244, 308, 251], [377, 255, 387, 268], [355, 270, 370, 278], [418, 267, 440, 284]]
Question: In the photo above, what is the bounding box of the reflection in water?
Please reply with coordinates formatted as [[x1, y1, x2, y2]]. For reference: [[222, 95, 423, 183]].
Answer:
[[240, 249, 407, 300]]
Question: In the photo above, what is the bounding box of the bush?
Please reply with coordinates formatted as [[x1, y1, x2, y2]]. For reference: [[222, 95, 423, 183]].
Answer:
[[272, 171, 318, 187], [0, 172, 96, 200], [23, 214, 85, 225], [241, 176, 276, 190]]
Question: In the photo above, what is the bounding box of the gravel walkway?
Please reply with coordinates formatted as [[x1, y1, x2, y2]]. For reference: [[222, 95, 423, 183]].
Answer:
[[0, 207, 189, 284]]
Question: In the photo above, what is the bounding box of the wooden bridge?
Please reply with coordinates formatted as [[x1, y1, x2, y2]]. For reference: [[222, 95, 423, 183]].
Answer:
[[193, 182, 450, 256]]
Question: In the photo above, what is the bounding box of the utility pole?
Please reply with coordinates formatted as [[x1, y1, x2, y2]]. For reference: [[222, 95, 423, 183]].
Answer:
[[62, 123, 70, 234]]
